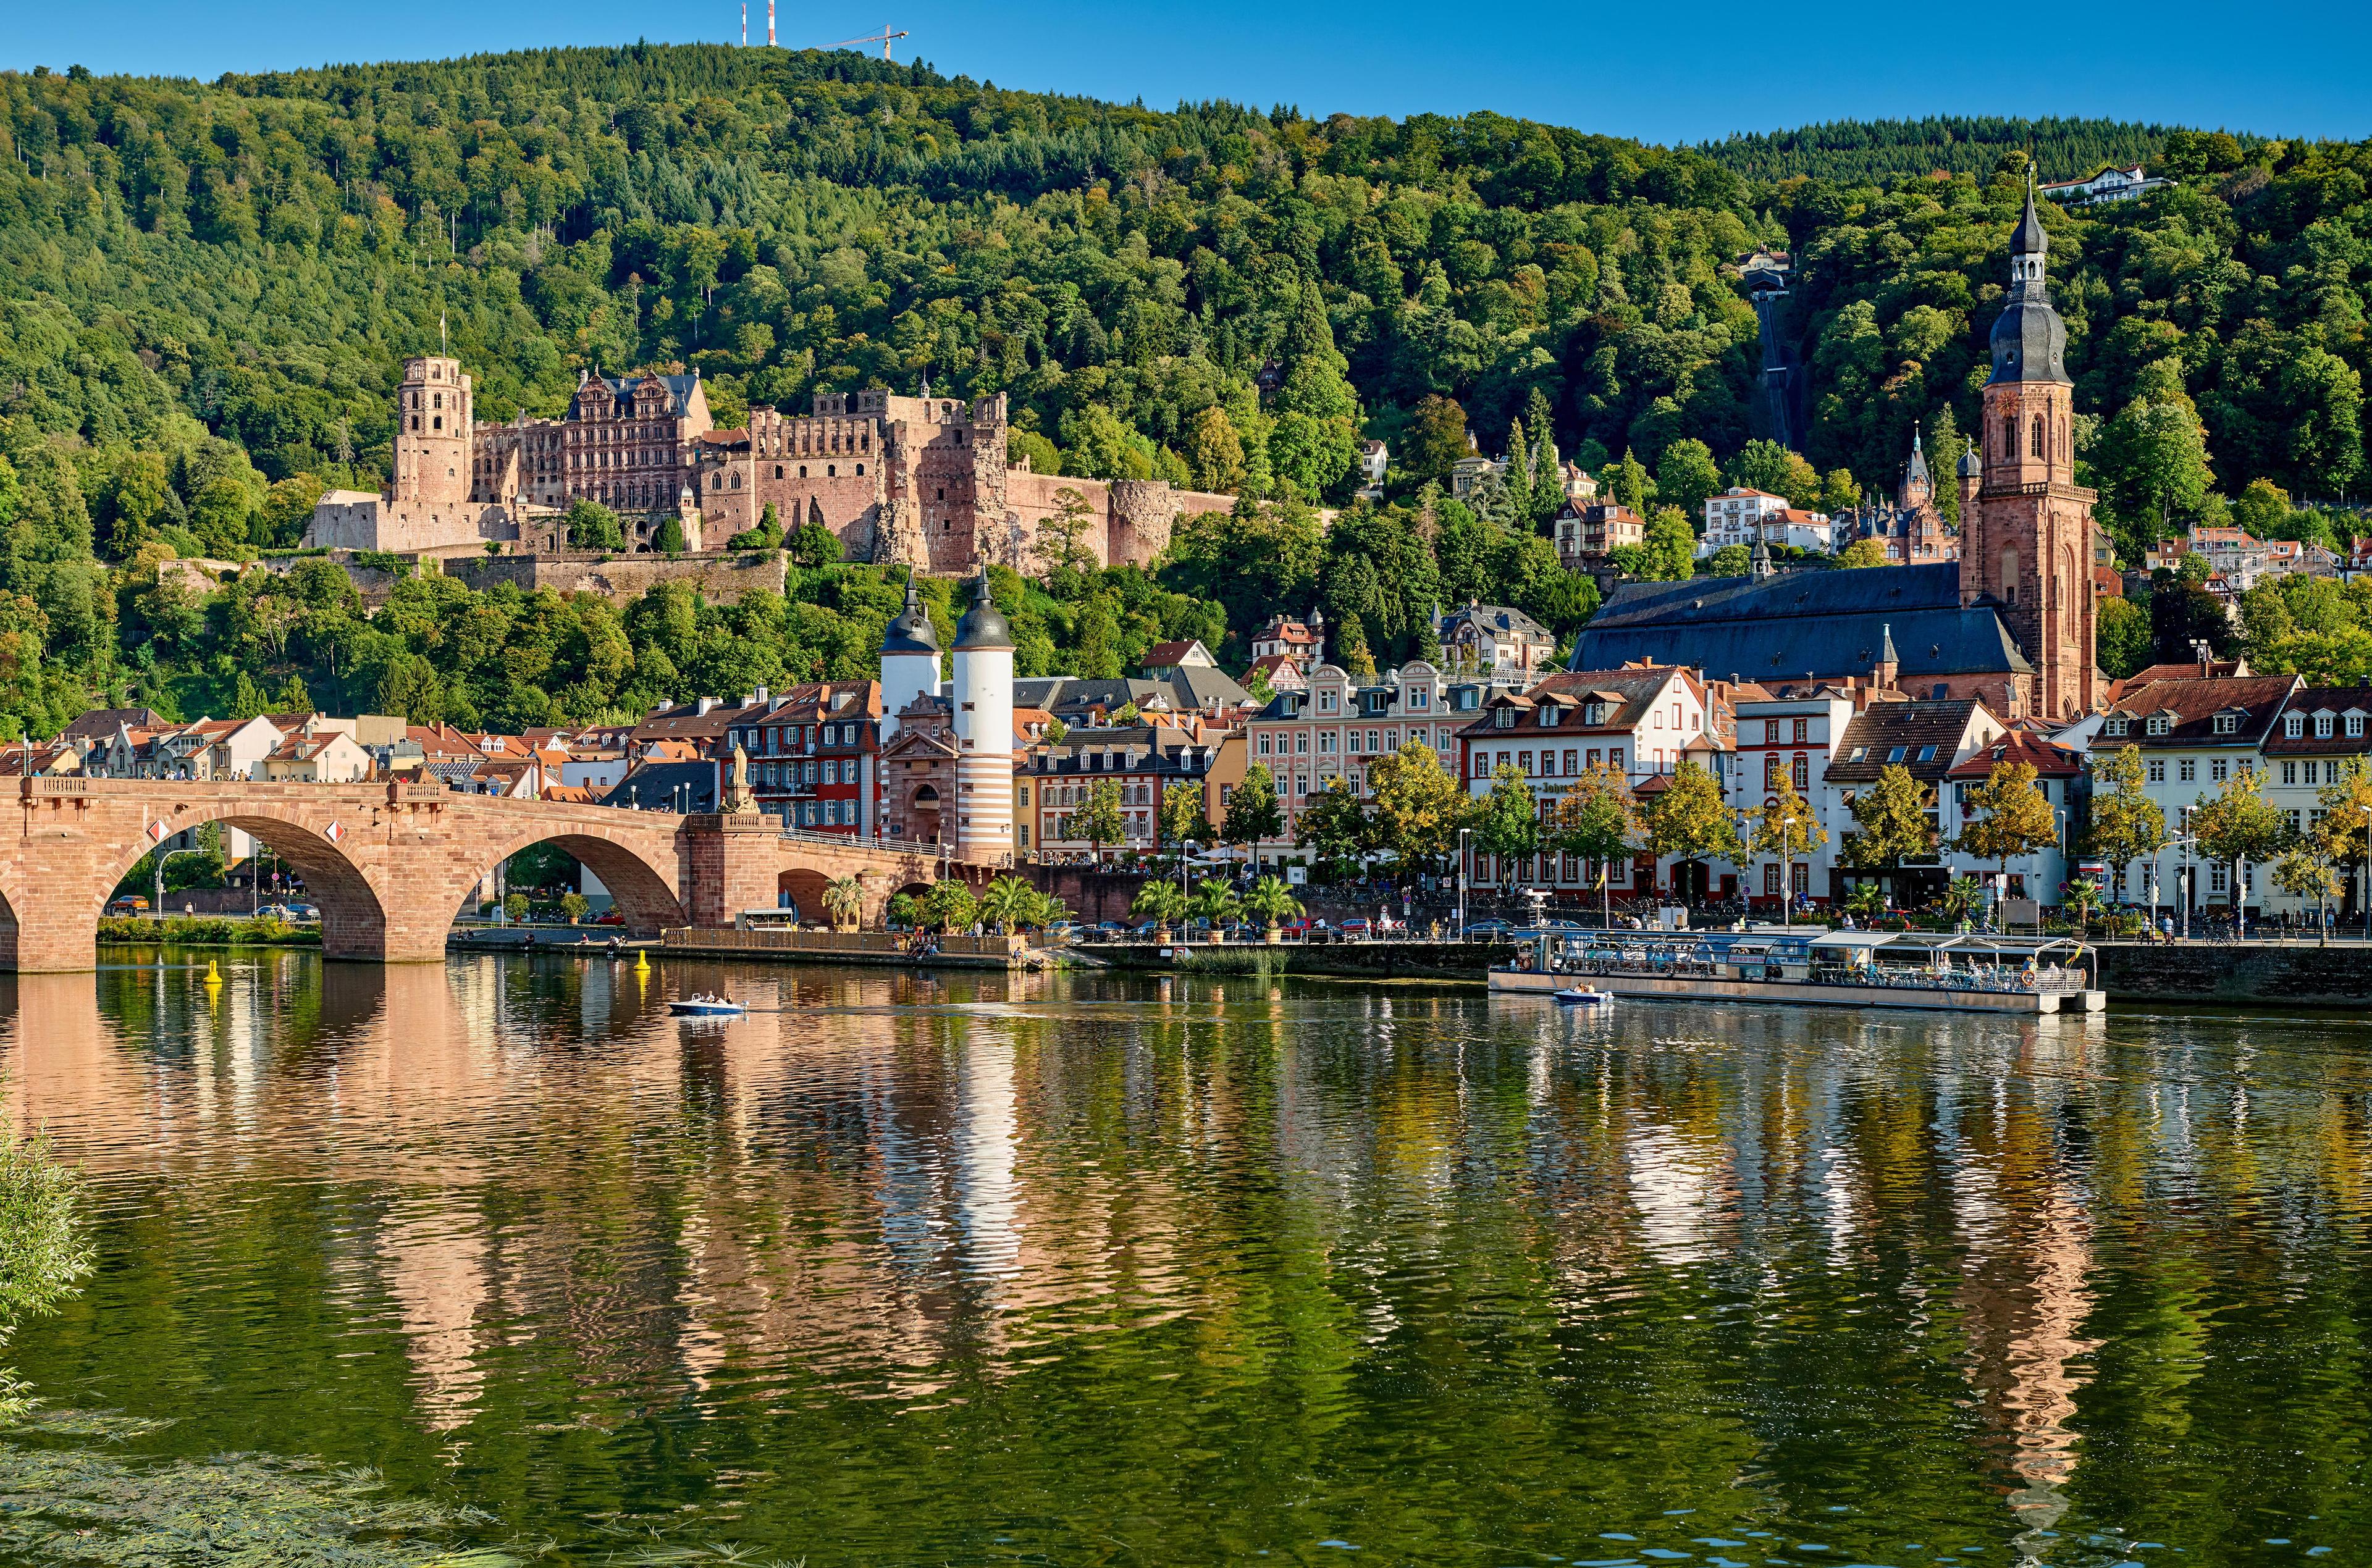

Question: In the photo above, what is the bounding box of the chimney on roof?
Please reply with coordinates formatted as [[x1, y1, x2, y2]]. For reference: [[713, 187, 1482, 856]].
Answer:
[[696, 697, 718, 716], [652, 700, 672, 715]]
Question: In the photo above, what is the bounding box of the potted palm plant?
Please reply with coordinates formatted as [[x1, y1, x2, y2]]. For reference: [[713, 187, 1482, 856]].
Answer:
[[1242, 875, 1303, 944], [1131, 880, 1187, 944], [1190, 878, 1242, 941]]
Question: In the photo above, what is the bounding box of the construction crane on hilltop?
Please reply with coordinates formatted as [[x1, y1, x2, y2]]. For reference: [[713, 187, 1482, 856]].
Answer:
[[833, 23, 911, 59]]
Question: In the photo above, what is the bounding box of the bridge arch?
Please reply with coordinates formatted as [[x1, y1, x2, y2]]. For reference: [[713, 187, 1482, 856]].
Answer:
[[90, 807, 393, 963], [439, 823, 687, 936]]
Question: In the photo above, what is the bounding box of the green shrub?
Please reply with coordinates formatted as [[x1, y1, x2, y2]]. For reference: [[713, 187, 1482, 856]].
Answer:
[[0, 1120, 93, 1419]]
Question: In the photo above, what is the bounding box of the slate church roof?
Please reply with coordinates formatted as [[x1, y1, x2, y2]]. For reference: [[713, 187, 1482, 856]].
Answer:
[[1571, 563, 2032, 684]]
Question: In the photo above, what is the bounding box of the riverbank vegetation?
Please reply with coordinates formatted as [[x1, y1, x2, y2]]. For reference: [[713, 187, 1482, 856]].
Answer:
[[95, 914, 322, 947], [0, 1116, 89, 1420], [0, 50, 2365, 732]]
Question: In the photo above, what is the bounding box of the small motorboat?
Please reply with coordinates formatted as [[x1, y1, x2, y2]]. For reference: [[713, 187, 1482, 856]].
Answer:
[[668, 994, 746, 1017], [1553, 986, 1613, 1006]]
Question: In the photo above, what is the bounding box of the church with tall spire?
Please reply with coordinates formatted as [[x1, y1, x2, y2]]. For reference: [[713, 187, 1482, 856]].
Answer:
[[1571, 188, 2101, 721], [1956, 183, 2102, 720]]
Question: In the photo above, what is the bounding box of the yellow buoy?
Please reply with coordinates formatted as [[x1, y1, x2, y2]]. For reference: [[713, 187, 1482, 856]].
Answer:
[[204, 958, 221, 984], [633, 948, 650, 973]]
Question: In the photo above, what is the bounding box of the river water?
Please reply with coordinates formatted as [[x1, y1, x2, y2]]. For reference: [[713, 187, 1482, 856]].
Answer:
[[1, 951, 2367, 1567]]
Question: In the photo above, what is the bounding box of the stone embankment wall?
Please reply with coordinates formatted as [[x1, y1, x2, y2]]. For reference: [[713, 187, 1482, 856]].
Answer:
[[1092, 941, 1495, 981], [2092, 941, 2372, 1007]]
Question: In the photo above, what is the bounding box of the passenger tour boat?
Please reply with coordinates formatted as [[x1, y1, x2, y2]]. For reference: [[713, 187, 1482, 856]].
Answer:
[[1489, 926, 2105, 1015]]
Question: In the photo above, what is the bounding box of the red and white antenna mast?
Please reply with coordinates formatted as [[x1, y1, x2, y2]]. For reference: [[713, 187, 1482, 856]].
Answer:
[[767, 0, 776, 45], [739, 2, 747, 44]]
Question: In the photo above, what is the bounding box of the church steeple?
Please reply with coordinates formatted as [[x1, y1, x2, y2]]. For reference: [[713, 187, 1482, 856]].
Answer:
[[1990, 183, 2069, 386], [1899, 420, 1932, 511], [1961, 180, 2097, 723]]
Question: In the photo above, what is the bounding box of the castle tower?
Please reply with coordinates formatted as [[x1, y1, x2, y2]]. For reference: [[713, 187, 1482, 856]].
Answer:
[[950, 566, 1015, 864], [878, 570, 943, 742], [1958, 442, 1983, 514], [1959, 188, 2098, 719], [393, 356, 473, 506]]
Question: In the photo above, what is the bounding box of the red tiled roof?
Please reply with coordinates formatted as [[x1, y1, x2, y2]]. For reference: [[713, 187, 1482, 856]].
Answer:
[[1946, 728, 2080, 779]]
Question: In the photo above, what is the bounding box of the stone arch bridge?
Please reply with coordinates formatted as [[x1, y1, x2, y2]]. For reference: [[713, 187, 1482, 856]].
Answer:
[[3, 778, 998, 973]]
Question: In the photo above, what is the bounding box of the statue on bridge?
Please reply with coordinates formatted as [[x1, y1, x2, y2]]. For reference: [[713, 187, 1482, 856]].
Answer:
[[723, 741, 759, 816]]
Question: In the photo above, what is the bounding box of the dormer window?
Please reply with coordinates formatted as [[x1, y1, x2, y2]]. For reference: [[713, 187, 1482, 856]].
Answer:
[[1494, 708, 1515, 730], [2350, 713, 2367, 739], [2213, 712, 2239, 736], [2147, 715, 2172, 737], [2317, 712, 2336, 738], [2105, 717, 2129, 736], [2287, 713, 2307, 739], [1539, 705, 1563, 728], [1583, 702, 1606, 726]]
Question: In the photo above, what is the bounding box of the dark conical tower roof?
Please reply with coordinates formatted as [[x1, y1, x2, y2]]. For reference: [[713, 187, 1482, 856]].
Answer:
[[1958, 443, 1984, 479], [881, 569, 940, 656], [954, 564, 1013, 650], [1988, 186, 2069, 386], [2009, 187, 2049, 258]]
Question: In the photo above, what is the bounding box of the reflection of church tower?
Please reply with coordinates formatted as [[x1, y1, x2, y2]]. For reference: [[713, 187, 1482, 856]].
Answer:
[[1958, 188, 2100, 719]]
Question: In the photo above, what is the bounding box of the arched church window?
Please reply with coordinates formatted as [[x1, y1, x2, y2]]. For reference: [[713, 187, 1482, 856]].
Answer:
[[2004, 416, 2017, 458], [2030, 415, 2046, 459], [2000, 548, 2020, 606]]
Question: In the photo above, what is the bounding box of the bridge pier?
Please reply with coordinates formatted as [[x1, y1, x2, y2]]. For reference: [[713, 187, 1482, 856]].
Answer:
[[681, 813, 783, 928]]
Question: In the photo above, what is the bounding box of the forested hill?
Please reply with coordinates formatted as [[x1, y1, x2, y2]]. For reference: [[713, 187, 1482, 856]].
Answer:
[[1697, 117, 2184, 183], [0, 44, 2368, 737]]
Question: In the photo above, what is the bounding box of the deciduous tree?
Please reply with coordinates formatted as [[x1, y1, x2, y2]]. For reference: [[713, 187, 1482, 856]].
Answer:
[[2085, 745, 2166, 901], [1368, 740, 1469, 874]]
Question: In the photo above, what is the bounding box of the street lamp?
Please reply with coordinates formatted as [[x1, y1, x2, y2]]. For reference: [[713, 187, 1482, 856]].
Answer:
[[1457, 826, 1471, 937], [154, 839, 205, 921]]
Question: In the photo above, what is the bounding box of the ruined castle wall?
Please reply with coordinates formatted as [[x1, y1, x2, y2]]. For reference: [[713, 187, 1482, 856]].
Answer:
[[442, 550, 786, 603], [1006, 471, 1118, 568], [303, 494, 518, 555]]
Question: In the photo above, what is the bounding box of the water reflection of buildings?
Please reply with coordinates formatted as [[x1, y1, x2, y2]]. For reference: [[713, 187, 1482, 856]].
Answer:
[[10, 958, 2368, 1531]]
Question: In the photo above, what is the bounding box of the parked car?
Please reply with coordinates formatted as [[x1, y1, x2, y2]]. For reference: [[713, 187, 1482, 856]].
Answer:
[[284, 903, 319, 922], [594, 910, 626, 926], [107, 895, 149, 915], [1463, 919, 1515, 939], [1339, 917, 1373, 939]]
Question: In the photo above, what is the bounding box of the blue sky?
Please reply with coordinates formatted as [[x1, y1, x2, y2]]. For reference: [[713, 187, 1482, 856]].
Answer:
[[9, 0, 2367, 147]]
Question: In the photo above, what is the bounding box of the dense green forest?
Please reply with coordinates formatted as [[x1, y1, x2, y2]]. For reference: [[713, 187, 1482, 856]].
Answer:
[[1697, 117, 2187, 183], [0, 44, 2368, 736]]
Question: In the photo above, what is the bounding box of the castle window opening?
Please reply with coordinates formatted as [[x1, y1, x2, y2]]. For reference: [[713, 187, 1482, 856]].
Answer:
[[856, 463, 864, 476], [828, 465, 836, 477]]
